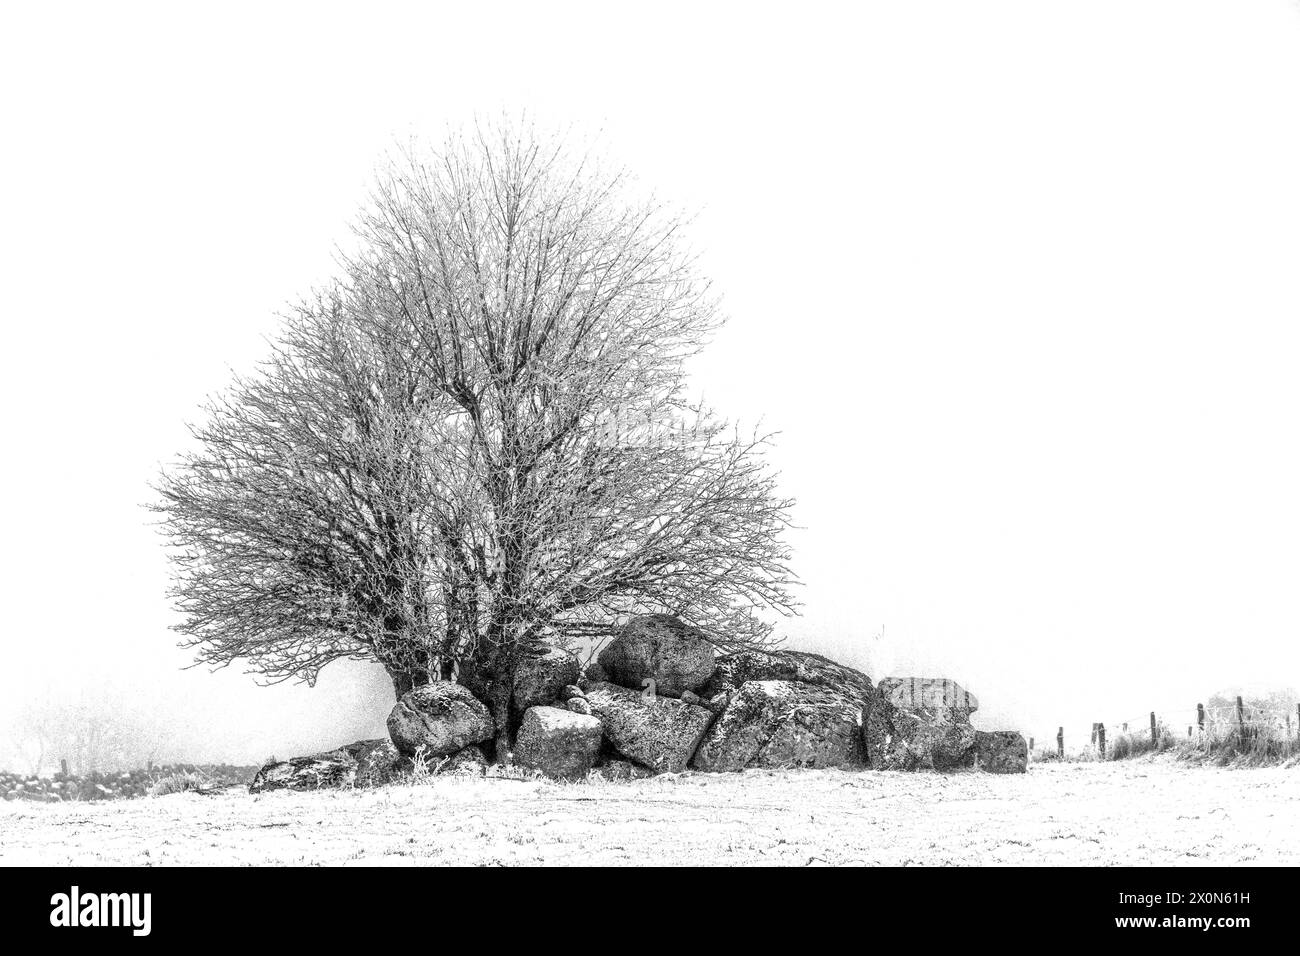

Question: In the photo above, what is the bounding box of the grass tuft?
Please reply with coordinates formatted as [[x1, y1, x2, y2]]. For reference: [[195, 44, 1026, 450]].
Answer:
[[1106, 721, 1299, 767], [148, 771, 207, 796]]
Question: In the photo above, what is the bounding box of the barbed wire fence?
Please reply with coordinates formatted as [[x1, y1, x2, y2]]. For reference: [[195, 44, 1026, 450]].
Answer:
[[1027, 697, 1300, 761]]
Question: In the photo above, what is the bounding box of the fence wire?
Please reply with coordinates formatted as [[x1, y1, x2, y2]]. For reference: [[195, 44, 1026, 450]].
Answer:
[[1031, 699, 1298, 754]]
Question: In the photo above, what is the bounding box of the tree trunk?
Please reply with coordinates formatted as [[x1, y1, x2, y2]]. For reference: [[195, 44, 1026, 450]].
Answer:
[[469, 642, 516, 763], [488, 676, 512, 762], [390, 667, 431, 700]]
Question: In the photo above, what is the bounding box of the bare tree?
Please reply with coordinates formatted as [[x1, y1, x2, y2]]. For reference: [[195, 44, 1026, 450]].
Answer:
[[155, 122, 798, 751]]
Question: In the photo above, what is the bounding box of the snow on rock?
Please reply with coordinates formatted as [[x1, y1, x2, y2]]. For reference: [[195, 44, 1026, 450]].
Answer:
[[583, 681, 714, 773], [387, 682, 495, 758], [702, 649, 877, 717], [249, 748, 358, 793], [513, 706, 603, 779], [693, 680, 868, 772]]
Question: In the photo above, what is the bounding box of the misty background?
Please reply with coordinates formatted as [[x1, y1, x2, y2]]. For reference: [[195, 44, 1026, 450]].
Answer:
[[4, 0, 1300, 771]]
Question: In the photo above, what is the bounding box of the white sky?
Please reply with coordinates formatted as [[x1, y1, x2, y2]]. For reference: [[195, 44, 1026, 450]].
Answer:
[[3, 1, 1300, 763]]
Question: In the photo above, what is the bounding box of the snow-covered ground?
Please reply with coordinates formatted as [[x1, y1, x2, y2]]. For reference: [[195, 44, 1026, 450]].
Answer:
[[2, 759, 1296, 866]]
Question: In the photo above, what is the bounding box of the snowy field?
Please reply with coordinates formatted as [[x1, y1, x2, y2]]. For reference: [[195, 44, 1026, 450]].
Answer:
[[2, 759, 1297, 866]]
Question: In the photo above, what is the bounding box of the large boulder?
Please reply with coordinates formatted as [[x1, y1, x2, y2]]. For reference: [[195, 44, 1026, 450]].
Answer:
[[347, 738, 407, 788], [249, 737, 417, 793], [868, 710, 977, 771], [703, 649, 877, 716], [249, 749, 357, 793], [597, 614, 716, 698], [968, 731, 1028, 774], [512, 646, 582, 712], [583, 681, 715, 773], [387, 682, 495, 758], [693, 680, 868, 772], [876, 677, 978, 719], [513, 706, 604, 779], [864, 677, 978, 770]]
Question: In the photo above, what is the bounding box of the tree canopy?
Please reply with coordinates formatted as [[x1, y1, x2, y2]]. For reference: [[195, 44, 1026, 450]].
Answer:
[[155, 124, 798, 744]]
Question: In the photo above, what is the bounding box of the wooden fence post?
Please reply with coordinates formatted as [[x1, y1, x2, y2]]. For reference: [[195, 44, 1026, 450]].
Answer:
[[1197, 703, 1205, 735], [1187, 726, 1192, 738], [1236, 696, 1246, 732], [1150, 711, 1158, 744], [1097, 723, 1106, 758], [1091, 723, 1098, 747], [1029, 737, 1034, 752], [59, 758, 68, 777], [1057, 727, 1064, 758]]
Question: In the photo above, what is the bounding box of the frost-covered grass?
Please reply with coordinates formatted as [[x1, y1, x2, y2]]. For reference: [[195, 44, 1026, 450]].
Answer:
[[148, 771, 208, 796], [1164, 723, 1300, 767], [1037, 722, 1300, 767], [2, 761, 1297, 866]]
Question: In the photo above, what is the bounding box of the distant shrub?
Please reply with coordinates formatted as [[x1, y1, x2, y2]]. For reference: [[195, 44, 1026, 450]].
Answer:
[[0, 763, 259, 801], [149, 771, 206, 796], [1190, 723, 1300, 767], [1108, 725, 1175, 760]]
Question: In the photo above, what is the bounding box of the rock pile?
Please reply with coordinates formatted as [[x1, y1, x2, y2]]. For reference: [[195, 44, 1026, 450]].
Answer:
[[248, 615, 1029, 790]]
